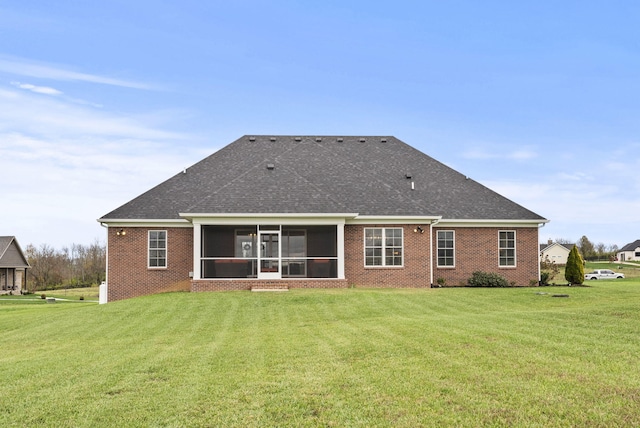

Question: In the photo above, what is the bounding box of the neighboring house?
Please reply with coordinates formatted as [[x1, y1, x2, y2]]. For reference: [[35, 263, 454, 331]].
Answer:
[[98, 135, 548, 302], [539, 241, 573, 265], [0, 236, 30, 294], [617, 239, 640, 262]]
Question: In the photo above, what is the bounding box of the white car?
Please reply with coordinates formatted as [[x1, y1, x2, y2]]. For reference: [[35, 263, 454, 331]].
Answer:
[[584, 269, 625, 280]]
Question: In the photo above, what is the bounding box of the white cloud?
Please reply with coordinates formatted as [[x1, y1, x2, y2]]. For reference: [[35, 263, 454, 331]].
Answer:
[[0, 55, 154, 90], [11, 81, 63, 95], [484, 176, 638, 246], [0, 85, 207, 248], [0, 87, 182, 139], [461, 144, 538, 161]]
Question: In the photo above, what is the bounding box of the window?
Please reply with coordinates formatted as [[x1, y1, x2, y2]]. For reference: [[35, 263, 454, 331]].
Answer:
[[437, 230, 455, 267], [148, 230, 167, 268], [499, 230, 515, 267], [365, 228, 403, 267]]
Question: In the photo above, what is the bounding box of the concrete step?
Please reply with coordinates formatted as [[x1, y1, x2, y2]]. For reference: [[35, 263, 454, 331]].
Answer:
[[250, 285, 289, 292]]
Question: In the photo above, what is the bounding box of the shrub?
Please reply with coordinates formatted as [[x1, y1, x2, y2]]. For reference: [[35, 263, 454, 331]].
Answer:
[[40, 294, 46, 299], [79, 296, 84, 301], [468, 271, 510, 287], [436, 277, 446, 287], [565, 245, 585, 285], [540, 256, 559, 284], [540, 271, 550, 286]]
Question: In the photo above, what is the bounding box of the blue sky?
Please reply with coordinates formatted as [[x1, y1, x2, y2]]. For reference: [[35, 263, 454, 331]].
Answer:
[[1, 1, 639, 250]]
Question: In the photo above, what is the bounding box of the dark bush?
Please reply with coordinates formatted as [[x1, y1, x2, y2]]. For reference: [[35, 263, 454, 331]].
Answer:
[[540, 271, 550, 286], [468, 271, 510, 287]]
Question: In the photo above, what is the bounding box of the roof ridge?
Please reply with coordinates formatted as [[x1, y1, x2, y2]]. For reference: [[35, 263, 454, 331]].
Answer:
[[0, 236, 14, 260], [181, 138, 302, 213], [272, 150, 351, 213]]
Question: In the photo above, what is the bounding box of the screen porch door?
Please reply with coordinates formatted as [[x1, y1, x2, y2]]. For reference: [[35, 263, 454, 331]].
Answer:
[[258, 229, 281, 279]]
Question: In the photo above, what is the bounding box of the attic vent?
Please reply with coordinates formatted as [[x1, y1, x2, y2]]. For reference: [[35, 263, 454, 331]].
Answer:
[[337, 137, 344, 142], [359, 138, 366, 143], [249, 136, 256, 142], [315, 137, 322, 142], [269, 137, 276, 142], [266, 163, 275, 170], [295, 137, 302, 141], [381, 138, 387, 143], [405, 173, 412, 179]]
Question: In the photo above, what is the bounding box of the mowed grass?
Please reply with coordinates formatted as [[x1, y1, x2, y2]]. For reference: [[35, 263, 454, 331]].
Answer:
[[2, 284, 640, 427]]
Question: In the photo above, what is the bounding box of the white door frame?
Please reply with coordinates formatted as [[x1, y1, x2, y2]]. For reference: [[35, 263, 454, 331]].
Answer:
[[258, 229, 281, 279]]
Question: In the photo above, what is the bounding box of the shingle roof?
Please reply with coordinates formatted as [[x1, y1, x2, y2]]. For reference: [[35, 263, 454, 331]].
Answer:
[[540, 243, 573, 251], [620, 239, 640, 251], [0, 236, 30, 268], [99, 135, 546, 221]]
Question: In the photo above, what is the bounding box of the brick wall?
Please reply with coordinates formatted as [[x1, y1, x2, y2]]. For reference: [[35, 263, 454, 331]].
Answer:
[[107, 227, 193, 301], [433, 226, 540, 287], [191, 278, 349, 292], [344, 224, 432, 288], [107, 224, 540, 301]]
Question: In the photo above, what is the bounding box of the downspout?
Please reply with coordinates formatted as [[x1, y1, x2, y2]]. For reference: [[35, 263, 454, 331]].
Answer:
[[99, 222, 109, 304], [537, 222, 546, 285], [429, 218, 441, 286]]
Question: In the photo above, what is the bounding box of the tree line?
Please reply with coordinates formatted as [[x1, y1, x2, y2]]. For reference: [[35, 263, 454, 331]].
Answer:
[[24, 240, 106, 291], [554, 235, 619, 261]]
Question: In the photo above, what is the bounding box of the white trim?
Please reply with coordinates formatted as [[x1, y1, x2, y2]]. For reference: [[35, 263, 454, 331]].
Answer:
[[498, 230, 517, 268], [188, 216, 349, 226], [182, 212, 358, 221], [101, 223, 109, 304], [364, 227, 404, 268], [437, 219, 548, 228], [337, 223, 345, 279], [258, 228, 281, 279], [348, 215, 441, 225], [99, 219, 191, 227], [148, 230, 168, 269], [436, 230, 456, 268], [193, 223, 202, 280]]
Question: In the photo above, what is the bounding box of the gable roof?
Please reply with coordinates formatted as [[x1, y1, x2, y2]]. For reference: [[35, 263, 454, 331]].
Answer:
[[0, 236, 30, 268], [540, 242, 573, 252], [620, 239, 640, 252], [100, 135, 547, 222]]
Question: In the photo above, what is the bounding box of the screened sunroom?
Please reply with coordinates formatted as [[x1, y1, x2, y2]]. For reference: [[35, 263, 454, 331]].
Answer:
[[199, 225, 339, 279]]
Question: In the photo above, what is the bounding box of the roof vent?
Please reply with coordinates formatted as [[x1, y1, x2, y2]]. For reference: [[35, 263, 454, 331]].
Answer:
[[337, 137, 344, 142], [295, 137, 302, 141], [249, 136, 256, 142], [315, 137, 322, 142], [359, 138, 366, 143], [405, 173, 412, 179], [381, 138, 387, 143], [269, 137, 276, 142], [266, 163, 275, 170]]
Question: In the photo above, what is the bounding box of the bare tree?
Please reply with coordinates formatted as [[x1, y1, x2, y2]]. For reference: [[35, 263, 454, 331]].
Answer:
[[24, 241, 106, 291]]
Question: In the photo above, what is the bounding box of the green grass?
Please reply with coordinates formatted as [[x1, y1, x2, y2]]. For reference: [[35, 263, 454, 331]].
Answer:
[[2, 284, 640, 427], [546, 262, 640, 285]]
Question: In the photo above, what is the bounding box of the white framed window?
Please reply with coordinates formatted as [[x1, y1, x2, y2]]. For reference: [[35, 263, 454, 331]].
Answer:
[[148, 230, 167, 268], [499, 230, 516, 267], [437, 230, 455, 267], [364, 228, 403, 267]]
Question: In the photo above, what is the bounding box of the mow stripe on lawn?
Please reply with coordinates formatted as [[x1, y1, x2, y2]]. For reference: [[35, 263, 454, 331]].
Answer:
[[1, 284, 640, 427]]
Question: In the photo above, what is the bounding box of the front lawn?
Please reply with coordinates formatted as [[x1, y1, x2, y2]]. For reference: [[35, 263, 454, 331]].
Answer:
[[1, 284, 640, 426]]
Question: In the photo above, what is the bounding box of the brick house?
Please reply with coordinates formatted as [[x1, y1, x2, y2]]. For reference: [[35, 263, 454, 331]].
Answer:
[[98, 135, 548, 302], [0, 236, 30, 294]]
